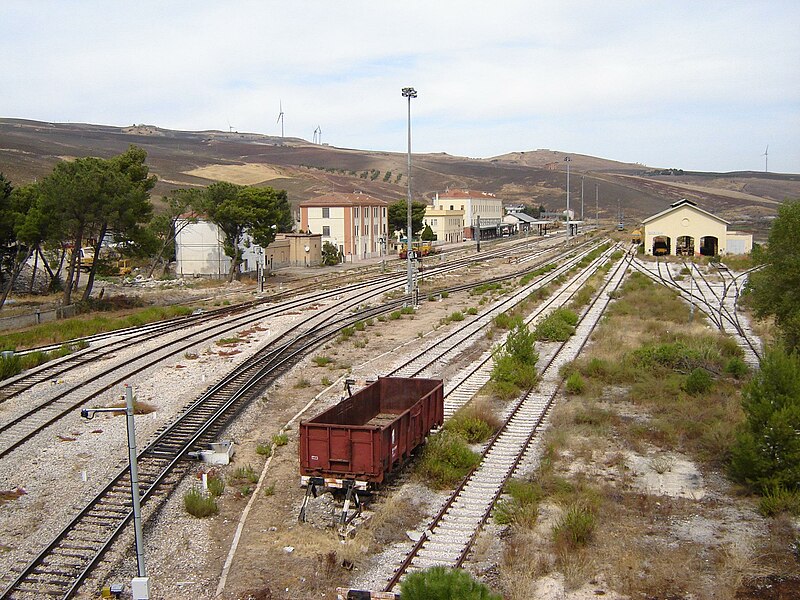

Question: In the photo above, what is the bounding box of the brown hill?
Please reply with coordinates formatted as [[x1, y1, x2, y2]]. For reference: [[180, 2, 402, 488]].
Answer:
[[1, 118, 797, 239]]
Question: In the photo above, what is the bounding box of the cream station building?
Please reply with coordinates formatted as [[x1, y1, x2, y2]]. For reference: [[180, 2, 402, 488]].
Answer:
[[641, 199, 752, 257]]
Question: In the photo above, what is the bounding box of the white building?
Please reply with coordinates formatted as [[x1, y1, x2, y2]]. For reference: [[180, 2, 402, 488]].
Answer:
[[174, 218, 321, 276], [432, 189, 504, 240]]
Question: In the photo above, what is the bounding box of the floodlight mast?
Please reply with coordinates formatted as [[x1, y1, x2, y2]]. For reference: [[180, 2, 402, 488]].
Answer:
[[402, 87, 417, 305]]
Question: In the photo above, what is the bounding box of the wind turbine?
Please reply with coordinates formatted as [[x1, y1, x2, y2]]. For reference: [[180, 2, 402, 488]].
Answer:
[[276, 101, 285, 138], [227, 120, 234, 133], [762, 145, 768, 172], [313, 125, 321, 144]]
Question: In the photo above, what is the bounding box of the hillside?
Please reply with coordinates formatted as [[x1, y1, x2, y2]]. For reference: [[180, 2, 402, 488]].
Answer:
[[1, 118, 798, 238]]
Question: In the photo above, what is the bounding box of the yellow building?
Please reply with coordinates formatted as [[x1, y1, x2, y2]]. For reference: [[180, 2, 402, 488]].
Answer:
[[641, 199, 752, 256], [423, 206, 465, 244]]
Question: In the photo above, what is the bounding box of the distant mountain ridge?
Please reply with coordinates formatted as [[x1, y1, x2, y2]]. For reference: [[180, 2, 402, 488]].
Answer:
[[1, 118, 797, 237]]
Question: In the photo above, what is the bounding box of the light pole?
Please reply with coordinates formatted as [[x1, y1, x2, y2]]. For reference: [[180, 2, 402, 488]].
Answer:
[[564, 156, 571, 240], [81, 385, 149, 600], [402, 86, 417, 304], [476, 214, 481, 252]]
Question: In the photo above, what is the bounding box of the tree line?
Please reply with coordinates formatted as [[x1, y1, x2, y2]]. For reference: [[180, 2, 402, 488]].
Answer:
[[0, 146, 292, 309]]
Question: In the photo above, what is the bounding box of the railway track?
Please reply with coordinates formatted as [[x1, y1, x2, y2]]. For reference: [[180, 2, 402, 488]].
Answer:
[[381, 247, 633, 589], [0, 234, 580, 599], [0, 240, 566, 459], [0, 233, 561, 403], [631, 258, 762, 367]]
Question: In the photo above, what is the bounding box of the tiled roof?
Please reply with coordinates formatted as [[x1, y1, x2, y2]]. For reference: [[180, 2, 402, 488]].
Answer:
[[300, 192, 388, 207]]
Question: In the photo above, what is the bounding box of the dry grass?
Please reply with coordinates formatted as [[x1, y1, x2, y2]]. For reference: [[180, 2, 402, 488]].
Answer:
[[495, 266, 797, 599]]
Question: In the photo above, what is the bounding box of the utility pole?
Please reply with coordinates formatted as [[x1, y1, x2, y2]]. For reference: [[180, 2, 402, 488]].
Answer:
[[402, 87, 417, 305], [564, 156, 571, 240], [581, 175, 584, 221], [595, 184, 599, 230]]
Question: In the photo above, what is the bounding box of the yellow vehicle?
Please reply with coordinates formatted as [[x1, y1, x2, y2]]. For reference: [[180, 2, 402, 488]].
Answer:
[[398, 241, 433, 259], [68, 247, 95, 272], [117, 259, 132, 276], [631, 229, 642, 244]]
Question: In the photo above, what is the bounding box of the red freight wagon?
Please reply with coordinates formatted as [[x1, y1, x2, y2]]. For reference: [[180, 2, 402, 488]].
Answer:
[[299, 377, 443, 490]]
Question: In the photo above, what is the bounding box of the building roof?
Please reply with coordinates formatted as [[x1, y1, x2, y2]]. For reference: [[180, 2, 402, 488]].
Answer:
[[300, 192, 388, 207], [437, 188, 498, 200], [642, 198, 730, 226]]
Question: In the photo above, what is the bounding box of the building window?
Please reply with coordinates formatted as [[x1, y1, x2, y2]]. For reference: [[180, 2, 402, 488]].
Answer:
[[382, 207, 387, 218], [322, 226, 330, 236], [322, 207, 330, 218], [373, 207, 378, 218], [354, 207, 359, 218], [355, 225, 359, 237]]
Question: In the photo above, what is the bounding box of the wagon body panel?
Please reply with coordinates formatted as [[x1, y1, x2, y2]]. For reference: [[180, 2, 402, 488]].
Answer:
[[299, 377, 443, 485]]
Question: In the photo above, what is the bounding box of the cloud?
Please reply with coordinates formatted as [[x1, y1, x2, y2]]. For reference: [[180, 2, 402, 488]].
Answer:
[[2, 0, 798, 172]]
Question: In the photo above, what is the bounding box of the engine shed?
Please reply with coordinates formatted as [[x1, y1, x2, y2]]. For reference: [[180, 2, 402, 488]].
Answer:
[[640, 199, 752, 257]]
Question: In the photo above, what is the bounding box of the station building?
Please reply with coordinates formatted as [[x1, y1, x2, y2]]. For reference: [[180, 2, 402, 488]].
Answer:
[[423, 206, 465, 243], [299, 192, 389, 261], [641, 199, 752, 257], [432, 189, 504, 241]]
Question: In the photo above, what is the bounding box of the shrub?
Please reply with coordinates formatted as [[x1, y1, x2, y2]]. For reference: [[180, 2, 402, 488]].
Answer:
[[758, 484, 800, 517], [466, 307, 478, 315], [416, 431, 480, 489], [565, 372, 586, 395], [490, 322, 539, 397], [184, 487, 218, 517], [389, 311, 402, 320], [232, 464, 260, 484], [553, 503, 596, 549], [682, 368, 713, 395], [441, 291, 449, 299], [448, 311, 465, 322], [256, 443, 272, 457], [294, 378, 311, 388], [534, 309, 578, 342], [0, 353, 22, 380], [725, 356, 749, 379], [445, 403, 499, 443], [493, 312, 522, 330], [272, 433, 288, 447], [207, 474, 225, 497], [338, 326, 355, 341], [400, 566, 501, 600], [493, 479, 542, 526], [313, 355, 333, 367], [729, 348, 800, 493]]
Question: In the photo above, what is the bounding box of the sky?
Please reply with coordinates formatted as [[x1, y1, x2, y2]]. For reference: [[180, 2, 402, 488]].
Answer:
[[2, 1, 799, 173]]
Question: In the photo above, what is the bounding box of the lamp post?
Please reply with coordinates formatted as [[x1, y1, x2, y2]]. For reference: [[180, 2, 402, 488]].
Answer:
[[476, 214, 481, 252], [564, 156, 571, 240], [402, 86, 417, 304], [81, 385, 149, 600]]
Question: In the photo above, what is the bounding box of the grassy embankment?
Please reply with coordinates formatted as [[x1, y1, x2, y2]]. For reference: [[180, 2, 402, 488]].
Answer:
[[495, 271, 797, 599]]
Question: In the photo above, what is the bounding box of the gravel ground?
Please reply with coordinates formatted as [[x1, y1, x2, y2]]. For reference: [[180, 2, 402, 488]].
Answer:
[[0, 254, 514, 599]]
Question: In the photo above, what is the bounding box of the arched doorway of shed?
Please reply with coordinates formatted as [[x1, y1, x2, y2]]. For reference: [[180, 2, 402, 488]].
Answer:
[[699, 236, 718, 256], [676, 235, 695, 256], [653, 236, 671, 256]]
